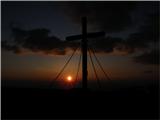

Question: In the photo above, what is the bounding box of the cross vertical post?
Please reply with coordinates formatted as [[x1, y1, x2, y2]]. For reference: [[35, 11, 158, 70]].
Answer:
[[82, 17, 88, 90]]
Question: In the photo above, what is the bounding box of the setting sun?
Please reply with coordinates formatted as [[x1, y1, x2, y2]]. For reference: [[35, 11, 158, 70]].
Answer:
[[66, 76, 72, 82]]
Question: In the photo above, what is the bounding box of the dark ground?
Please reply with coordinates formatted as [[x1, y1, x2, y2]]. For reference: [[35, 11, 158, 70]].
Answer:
[[2, 82, 159, 119]]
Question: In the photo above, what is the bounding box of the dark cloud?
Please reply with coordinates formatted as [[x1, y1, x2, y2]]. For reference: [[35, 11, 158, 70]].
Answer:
[[2, 26, 79, 55], [89, 36, 123, 53], [62, 1, 137, 33], [133, 49, 159, 65], [116, 10, 159, 54], [2, 26, 123, 55], [1, 41, 21, 54]]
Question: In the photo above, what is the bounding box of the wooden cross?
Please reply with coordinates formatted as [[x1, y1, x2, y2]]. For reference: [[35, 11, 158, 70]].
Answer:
[[66, 17, 105, 90]]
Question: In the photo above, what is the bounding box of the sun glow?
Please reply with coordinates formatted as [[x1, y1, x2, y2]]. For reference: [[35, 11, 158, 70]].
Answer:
[[66, 76, 72, 82]]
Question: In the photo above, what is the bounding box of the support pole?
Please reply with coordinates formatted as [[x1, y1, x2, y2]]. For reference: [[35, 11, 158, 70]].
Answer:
[[82, 17, 88, 90]]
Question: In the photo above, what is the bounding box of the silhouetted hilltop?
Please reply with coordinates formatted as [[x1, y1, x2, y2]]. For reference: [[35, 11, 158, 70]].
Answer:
[[2, 83, 159, 119]]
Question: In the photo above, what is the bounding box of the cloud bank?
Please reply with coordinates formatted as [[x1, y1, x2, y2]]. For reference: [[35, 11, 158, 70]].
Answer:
[[2, 2, 159, 65], [2, 26, 80, 55]]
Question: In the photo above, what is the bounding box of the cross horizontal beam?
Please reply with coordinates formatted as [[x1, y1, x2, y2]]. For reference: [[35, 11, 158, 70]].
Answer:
[[66, 31, 105, 41]]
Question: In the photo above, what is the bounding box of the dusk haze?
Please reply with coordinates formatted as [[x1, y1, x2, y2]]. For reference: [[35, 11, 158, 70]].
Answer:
[[2, 1, 159, 119]]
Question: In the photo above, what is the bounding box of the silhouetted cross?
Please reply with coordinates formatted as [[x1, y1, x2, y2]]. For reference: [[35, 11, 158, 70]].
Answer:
[[66, 17, 105, 90]]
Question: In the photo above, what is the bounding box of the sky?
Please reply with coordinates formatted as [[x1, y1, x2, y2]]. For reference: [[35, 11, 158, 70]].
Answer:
[[1, 1, 159, 88]]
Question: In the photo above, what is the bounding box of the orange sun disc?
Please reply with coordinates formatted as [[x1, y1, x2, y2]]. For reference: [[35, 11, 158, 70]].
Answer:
[[67, 76, 72, 82]]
